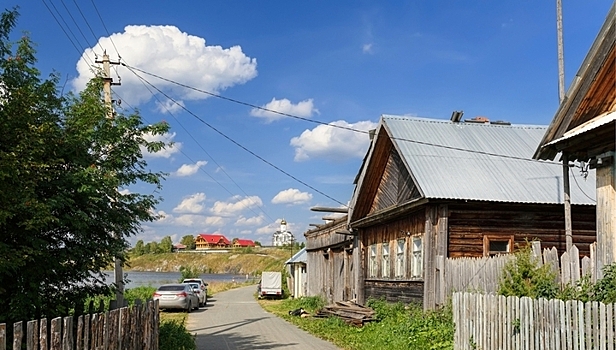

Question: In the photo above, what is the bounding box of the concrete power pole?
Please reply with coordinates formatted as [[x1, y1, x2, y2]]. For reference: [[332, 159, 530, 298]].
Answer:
[[556, 0, 573, 252], [95, 52, 123, 306]]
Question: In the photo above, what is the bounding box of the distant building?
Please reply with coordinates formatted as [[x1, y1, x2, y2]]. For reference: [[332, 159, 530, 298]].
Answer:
[[195, 234, 231, 249], [172, 243, 187, 252], [233, 239, 256, 248], [273, 219, 294, 246]]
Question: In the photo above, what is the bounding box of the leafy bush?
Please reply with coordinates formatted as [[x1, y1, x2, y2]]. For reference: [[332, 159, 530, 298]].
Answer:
[[592, 263, 616, 304], [498, 244, 559, 299], [179, 265, 201, 282], [159, 318, 195, 350]]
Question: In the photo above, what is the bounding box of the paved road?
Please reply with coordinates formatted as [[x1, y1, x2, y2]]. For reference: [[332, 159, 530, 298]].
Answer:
[[187, 285, 340, 350]]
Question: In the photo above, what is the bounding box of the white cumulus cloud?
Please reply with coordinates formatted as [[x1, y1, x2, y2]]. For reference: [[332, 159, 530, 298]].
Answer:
[[235, 215, 266, 226], [271, 188, 312, 205], [290, 120, 377, 162], [211, 196, 263, 216], [72, 25, 257, 107], [173, 193, 206, 214], [141, 132, 182, 158], [250, 98, 318, 123], [175, 161, 208, 177]]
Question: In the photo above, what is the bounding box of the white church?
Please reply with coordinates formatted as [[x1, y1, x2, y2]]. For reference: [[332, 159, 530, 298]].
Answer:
[[272, 219, 294, 246]]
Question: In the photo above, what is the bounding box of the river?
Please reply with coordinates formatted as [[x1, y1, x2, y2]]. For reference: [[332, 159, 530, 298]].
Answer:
[[103, 271, 258, 289]]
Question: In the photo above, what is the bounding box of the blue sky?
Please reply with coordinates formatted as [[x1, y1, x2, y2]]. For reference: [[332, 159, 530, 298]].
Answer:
[[10, 1, 614, 245]]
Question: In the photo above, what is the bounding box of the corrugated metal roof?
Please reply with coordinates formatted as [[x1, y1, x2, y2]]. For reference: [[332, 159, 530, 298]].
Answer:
[[285, 247, 307, 264], [546, 110, 616, 147], [382, 115, 596, 205]]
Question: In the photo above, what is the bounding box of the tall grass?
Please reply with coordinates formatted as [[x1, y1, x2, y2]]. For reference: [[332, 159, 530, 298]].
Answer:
[[259, 297, 454, 350]]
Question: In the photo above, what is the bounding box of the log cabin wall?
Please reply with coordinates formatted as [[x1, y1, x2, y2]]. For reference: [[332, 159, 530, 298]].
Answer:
[[447, 202, 596, 258], [360, 208, 425, 304]]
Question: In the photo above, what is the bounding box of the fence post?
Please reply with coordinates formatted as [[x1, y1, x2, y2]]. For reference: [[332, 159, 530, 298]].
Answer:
[[13, 321, 23, 350], [26, 320, 38, 350], [39, 318, 48, 350], [50, 318, 61, 350], [0, 323, 5, 350]]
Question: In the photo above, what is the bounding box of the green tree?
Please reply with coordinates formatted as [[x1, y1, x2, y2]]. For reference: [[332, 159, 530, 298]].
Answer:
[[180, 235, 196, 250], [133, 240, 145, 256], [160, 236, 173, 253], [145, 241, 159, 254], [0, 9, 170, 324]]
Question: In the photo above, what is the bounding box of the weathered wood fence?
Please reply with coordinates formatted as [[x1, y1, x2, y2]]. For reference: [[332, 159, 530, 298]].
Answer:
[[0, 299, 159, 350], [453, 292, 616, 350], [440, 242, 598, 304]]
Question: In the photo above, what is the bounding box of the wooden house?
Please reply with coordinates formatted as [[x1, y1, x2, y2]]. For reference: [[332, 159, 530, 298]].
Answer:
[[534, 3, 615, 278], [348, 115, 597, 309], [304, 216, 358, 303], [195, 234, 231, 249], [232, 239, 256, 248]]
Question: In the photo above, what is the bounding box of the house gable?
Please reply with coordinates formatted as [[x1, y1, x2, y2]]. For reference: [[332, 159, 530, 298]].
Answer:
[[350, 126, 422, 222], [370, 147, 421, 215]]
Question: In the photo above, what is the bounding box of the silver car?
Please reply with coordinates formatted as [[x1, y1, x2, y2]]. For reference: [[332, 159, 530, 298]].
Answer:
[[153, 283, 199, 312]]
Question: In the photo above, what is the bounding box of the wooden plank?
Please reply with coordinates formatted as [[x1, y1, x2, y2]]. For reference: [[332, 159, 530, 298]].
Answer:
[[585, 302, 592, 350], [561, 250, 571, 287], [39, 318, 48, 350], [570, 245, 581, 285], [578, 301, 585, 350], [76, 316, 83, 350], [83, 315, 90, 350], [0, 323, 5, 350], [600, 303, 607, 350], [62, 317, 72, 350], [593, 302, 600, 349], [26, 320, 38, 350], [571, 300, 579, 350], [50, 318, 61, 350], [13, 321, 22, 350], [607, 303, 613, 350]]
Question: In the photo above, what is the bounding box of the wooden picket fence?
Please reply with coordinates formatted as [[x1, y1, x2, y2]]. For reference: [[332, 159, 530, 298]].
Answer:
[[453, 292, 616, 350], [0, 299, 159, 350], [441, 242, 598, 301]]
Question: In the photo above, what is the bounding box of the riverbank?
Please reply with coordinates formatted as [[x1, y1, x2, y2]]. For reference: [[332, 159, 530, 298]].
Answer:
[[126, 247, 293, 274]]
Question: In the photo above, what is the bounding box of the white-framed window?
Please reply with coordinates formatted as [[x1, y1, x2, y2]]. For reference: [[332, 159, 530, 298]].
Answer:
[[368, 244, 377, 278], [395, 239, 405, 278], [382, 243, 390, 278], [411, 236, 423, 278]]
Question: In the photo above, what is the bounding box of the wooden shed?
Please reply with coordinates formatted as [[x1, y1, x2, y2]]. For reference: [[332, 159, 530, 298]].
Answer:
[[304, 216, 358, 303], [349, 115, 597, 309], [534, 3, 615, 278]]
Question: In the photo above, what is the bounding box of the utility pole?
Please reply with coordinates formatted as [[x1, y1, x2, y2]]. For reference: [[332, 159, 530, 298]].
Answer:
[[556, 0, 573, 251], [95, 52, 123, 306]]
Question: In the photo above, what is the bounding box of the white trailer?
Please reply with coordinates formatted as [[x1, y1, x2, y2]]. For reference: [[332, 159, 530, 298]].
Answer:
[[258, 271, 282, 298]]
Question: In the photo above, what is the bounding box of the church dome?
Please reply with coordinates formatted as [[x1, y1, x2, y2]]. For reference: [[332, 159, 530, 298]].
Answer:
[[281, 219, 287, 225]]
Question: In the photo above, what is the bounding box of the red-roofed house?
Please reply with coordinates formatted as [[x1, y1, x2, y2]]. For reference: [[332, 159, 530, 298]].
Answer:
[[195, 234, 231, 249], [233, 239, 256, 248]]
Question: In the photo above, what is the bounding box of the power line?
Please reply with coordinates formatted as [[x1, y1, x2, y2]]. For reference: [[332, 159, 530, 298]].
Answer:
[[123, 64, 349, 207], [70, 0, 106, 54], [122, 65, 566, 168], [88, 0, 121, 58], [114, 82, 277, 224]]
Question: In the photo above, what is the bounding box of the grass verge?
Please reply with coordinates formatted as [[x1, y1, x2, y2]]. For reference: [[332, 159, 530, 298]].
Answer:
[[259, 297, 454, 350]]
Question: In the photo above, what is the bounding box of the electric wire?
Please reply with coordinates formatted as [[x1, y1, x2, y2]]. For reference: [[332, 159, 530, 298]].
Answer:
[[88, 0, 121, 58], [58, 0, 94, 53], [123, 64, 348, 207], [570, 166, 596, 203], [70, 0, 106, 55], [123, 64, 566, 167], [41, 0, 94, 66], [45, 0, 88, 55], [115, 79, 276, 223]]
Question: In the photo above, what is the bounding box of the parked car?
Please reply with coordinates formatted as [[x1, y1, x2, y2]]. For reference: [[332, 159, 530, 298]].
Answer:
[[185, 282, 207, 307], [182, 278, 208, 306], [153, 283, 199, 312]]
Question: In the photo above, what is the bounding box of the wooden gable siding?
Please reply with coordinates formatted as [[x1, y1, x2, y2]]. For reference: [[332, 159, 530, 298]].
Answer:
[[447, 202, 596, 258], [564, 31, 616, 135], [369, 148, 421, 215], [351, 129, 394, 220]]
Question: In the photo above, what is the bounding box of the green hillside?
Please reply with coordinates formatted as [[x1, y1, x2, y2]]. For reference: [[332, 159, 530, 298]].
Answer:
[[126, 247, 295, 275]]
